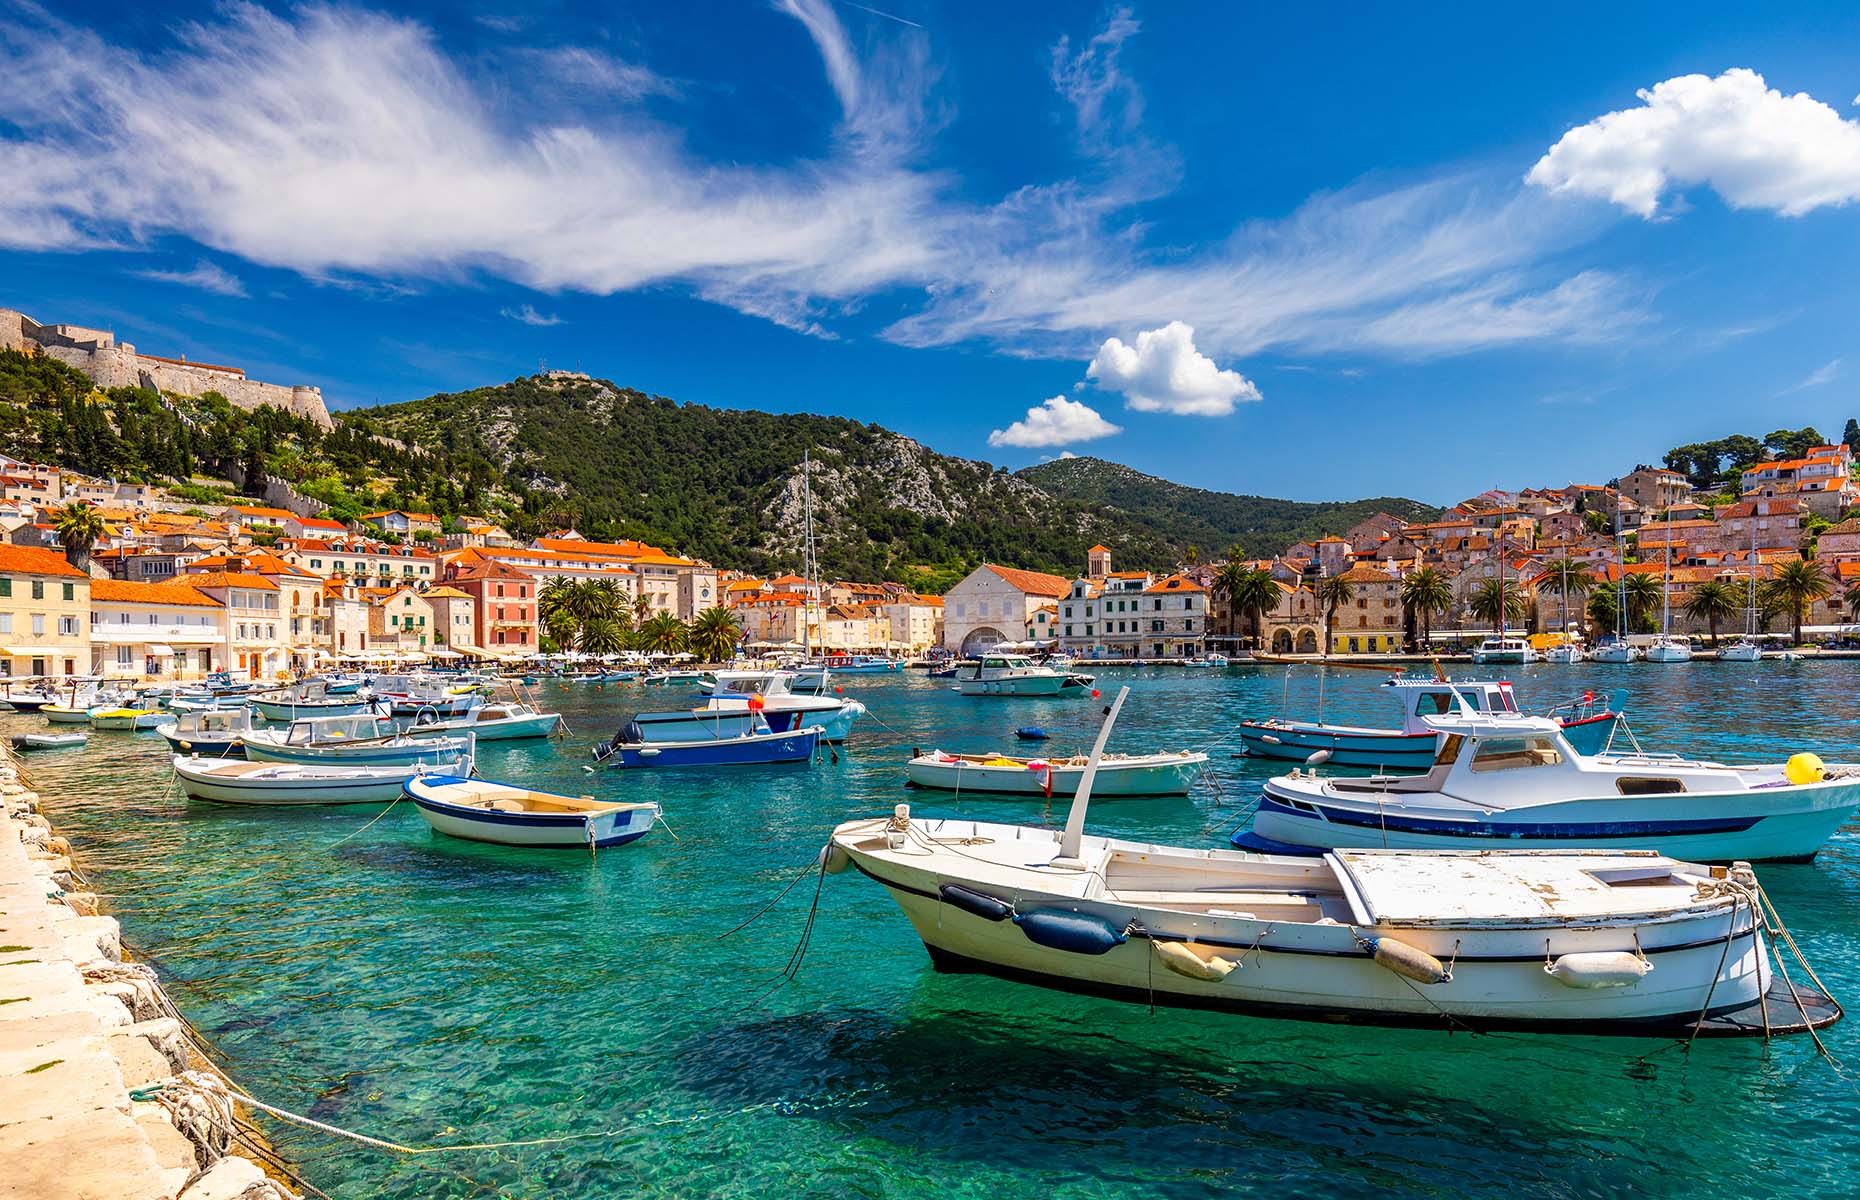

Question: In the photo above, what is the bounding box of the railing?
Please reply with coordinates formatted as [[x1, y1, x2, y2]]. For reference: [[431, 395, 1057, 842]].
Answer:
[[88, 624, 222, 642]]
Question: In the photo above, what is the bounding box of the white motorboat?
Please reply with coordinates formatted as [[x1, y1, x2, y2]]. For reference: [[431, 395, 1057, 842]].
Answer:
[[697, 671, 864, 741], [249, 679, 379, 722], [370, 673, 485, 716], [243, 714, 474, 767], [403, 775, 658, 848], [827, 689, 1837, 1037], [1246, 710, 1860, 862], [905, 749, 1208, 796], [1543, 643, 1585, 664], [172, 755, 469, 806], [42, 703, 97, 724], [954, 655, 1095, 697], [405, 702, 562, 741], [1644, 634, 1694, 663], [1591, 636, 1638, 663], [1719, 638, 1765, 662], [153, 708, 254, 756], [1470, 636, 1538, 664]]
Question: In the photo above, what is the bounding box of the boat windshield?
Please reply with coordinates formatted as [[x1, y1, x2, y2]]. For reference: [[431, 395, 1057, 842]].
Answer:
[[1468, 735, 1564, 772]]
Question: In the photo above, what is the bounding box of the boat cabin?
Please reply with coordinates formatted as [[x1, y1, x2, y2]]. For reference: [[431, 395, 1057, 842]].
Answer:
[[1381, 678, 1520, 734], [278, 714, 396, 746], [1318, 712, 1766, 801]]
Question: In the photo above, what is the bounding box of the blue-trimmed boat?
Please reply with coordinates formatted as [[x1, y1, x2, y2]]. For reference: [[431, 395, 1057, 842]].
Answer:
[[403, 775, 659, 848], [153, 708, 254, 757], [1237, 710, 1860, 863], [1239, 678, 1623, 770], [591, 722, 822, 768]]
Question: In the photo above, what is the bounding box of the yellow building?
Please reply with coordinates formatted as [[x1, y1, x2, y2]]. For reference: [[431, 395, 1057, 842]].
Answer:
[[0, 545, 91, 677]]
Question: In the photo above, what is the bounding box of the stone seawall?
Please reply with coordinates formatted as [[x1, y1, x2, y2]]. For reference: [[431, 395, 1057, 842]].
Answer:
[[0, 747, 304, 1200]]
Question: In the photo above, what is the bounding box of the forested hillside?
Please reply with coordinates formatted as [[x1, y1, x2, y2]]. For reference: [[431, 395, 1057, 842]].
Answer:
[[1017, 456, 1440, 556]]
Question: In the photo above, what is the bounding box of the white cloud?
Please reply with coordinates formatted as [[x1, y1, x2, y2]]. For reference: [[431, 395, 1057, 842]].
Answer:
[[1085, 321, 1260, 416], [500, 304, 564, 326], [988, 395, 1122, 448], [519, 47, 680, 101], [1528, 69, 1860, 217], [0, 3, 1633, 362], [1777, 357, 1843, 396], [131, 258, 246, 296]]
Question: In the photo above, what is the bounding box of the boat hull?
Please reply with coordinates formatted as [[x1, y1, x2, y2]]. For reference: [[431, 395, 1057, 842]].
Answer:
[[242, 737, 472, 767], [1242, 780, 1860, 863], [607, 728, 820, 768], [88, 710, 164, 730], [406, 713, 561, 741], [172, 759, 460, 806], [835, 819, 1781, 1035], [955, 674, 1093, 697], [249, 697, 378, 721], [10, 733, 85, 751], [904, 754, 1205, 796], [1238, 712, 1622, 770], [405, 780, 657, 848]]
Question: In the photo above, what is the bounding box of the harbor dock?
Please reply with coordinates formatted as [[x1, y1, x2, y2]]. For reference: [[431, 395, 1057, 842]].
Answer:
[[0, 744, 300, 1200]]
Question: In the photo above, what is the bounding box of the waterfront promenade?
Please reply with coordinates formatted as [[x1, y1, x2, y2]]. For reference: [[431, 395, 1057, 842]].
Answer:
[[0, 745, 299, 1200]]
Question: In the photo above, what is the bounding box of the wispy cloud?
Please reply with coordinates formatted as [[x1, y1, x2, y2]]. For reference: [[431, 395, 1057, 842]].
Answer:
[[0, 2, 1634, 366], [1777, 358, 1843, 396], [132, 258, 246, 296], [500, 304, 564, 326]]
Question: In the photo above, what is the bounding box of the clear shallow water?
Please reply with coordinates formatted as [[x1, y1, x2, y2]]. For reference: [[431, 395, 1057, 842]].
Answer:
[[11, 663, 1860, 1198]]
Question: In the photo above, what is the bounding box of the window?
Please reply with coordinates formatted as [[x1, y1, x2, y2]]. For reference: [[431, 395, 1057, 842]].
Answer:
[[0, 615, 10, 633], [1470, 736, 1565, 772], [58, 617, 76, 636], [117, 644, 132, 666], [31, 581, 43, 600], [62, 583, 73, 601], [0, 579, 8, 597], [31, 614, 44, 635]]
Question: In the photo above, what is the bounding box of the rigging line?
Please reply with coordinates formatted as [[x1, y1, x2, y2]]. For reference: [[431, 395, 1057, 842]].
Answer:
[[717, 855, 826, 940]]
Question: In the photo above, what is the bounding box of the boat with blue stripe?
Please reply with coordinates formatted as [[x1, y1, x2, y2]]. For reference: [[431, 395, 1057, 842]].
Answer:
[[1238, 709, 1860, 863], [591, 721, 823, 768], [404, 775, 659, 848], [1239, 677, 1624, 770]]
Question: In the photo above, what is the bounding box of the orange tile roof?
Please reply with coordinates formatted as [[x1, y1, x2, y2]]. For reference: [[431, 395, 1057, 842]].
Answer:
[[1087, 544, 1109, 553], [230, 504, 296, 520], [89, 579, 221, 607], [533, 536, 670, 558], [982, 564, 1071, 598], [1143, 573, 1208, 593], [0, 545, 86, 578], [184, 571, 279, 590]]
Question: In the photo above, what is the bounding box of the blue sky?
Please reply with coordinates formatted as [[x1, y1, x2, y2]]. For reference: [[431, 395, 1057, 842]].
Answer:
[[6, 2, 1860, 504]]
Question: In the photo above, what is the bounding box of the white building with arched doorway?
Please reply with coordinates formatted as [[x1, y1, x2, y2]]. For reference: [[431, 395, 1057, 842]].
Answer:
[[941, 564, 1071, 655]]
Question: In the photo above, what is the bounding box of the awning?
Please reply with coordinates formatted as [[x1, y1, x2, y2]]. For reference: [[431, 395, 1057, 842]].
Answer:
[[427, 649, 461, 658], [147, 644, 175, 656], [1, 646, 56, 658]]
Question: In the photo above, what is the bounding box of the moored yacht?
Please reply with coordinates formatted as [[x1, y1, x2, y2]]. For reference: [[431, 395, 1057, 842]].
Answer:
[[954, 654, 1095, 697], [1644, 634, 1694, 663], [1470, 636, 1539, 664]]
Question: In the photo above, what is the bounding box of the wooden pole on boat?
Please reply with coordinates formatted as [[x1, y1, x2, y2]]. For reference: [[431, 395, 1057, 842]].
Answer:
[[1056, 685, 1128, 866]]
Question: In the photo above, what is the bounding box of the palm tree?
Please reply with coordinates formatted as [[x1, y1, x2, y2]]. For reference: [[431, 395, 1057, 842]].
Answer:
[[632, 592, 654, 628], [687, 606, 742, 663], [1763, 557, 1833, 646], [578, 616, 627, 656], [1231, 568, 1282, 650], [1469, 578, 1526, 630], [538, 576, 577, 641], [542, 606, 580, 653], [1542, 558, 1593, 635], [1620, 571, 1664, 634], [1683, 580, 1740, 646], [1183, 545, 1199, 567], [1313, 574, 1355, 657], [637, 612, 688, 655], [1214, 560, 1249, 644], [1400, 567, 1453, 651], [54, 502, 104, 569], [1846, 583, 1860, 623]]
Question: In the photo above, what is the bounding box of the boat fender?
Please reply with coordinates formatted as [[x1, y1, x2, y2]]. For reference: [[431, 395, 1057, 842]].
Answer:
[[1785, 752, 1826, 785], [817, 843, 852, 875], [1369, 936, 1450, 984], [1012, 907, 1127, 955], [1545, 951, 1652, 989], [1153, 940, 1237, 982], [939, 883, 1013, 922]]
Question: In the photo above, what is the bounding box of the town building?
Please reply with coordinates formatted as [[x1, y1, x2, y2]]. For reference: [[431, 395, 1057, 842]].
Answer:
[[1618, 467, 1692, 514], [443, 557, 539, 657], [87, 578, 224, 678], [942, 564, 1071, 655], [0, 545, 90, 677]]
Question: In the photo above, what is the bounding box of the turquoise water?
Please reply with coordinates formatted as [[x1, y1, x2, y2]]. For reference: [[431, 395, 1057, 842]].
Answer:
[[12, 664, 1860, 1198]]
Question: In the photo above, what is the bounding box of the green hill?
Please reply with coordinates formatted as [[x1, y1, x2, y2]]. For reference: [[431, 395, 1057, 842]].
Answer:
[[1016, 456, 1440, 558]]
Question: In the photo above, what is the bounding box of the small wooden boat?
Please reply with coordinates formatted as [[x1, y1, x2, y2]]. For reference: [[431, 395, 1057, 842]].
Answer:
[[405, 703, 562, 741], [154, 708, 254, 756], [172, 755, 467, 806], [10, 731, 87, 751], [906, 749, 1207, 797], [592, 723, 822, 769], [827, 688, 1842, 1038], [88, 707, 166, 730], [403, 775, 659, 848], [249, 680, 380, 722], [42, 703, 96, 724]]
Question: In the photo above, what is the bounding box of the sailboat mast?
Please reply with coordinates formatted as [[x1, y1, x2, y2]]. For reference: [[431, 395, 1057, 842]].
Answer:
[[802, 449, 815, 658]]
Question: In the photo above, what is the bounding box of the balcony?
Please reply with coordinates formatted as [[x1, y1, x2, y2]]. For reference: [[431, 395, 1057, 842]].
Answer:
[[89, 623, 222, 644]]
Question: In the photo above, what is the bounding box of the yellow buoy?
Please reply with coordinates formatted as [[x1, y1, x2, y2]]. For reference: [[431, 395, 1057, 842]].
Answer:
[[1153, 940, 1237, 982], [1785, 752, 1826, 785]]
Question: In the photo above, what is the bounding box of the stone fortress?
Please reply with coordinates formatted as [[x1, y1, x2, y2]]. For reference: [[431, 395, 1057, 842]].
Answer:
[[0, 307, 332, 427]]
